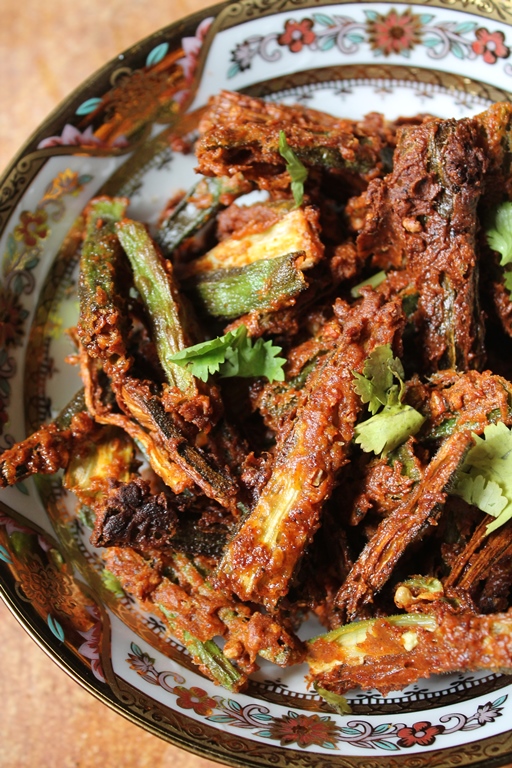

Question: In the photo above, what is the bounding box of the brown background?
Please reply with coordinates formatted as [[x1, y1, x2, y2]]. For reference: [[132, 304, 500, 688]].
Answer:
[[1, 1, 223, 765]]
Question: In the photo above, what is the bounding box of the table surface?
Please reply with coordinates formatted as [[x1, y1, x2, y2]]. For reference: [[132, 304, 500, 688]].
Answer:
[[1, 2, 221, 766], [1, 3, 512, 768]]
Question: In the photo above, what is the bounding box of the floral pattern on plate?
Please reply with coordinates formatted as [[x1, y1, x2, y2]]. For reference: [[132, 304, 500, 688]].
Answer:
[[0, 169, 93, 442], [228, 7, 512, 78], [36, 18, 213, 152], [127, 640, 508, 753]]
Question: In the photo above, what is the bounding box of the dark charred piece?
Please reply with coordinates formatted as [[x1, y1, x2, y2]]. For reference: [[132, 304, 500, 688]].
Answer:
[[91, 478, 179, 550]]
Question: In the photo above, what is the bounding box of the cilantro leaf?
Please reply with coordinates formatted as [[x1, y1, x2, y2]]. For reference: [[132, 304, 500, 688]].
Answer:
[[354, 404, 425, 456], [169, 326, 242, 381], [352, 345, 399, 415], [451, 421, 512, 534], [169, 325, 286, 382], [352, 344, 425, 455], [486, 201, 512, 267], [278, 131, 308, 208]]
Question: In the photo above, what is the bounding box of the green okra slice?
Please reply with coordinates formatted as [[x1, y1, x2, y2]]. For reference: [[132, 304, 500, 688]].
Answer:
[[180, 204, 323, 278], [116, 218, 195, 393], [156, 175, 249, 258], [158, 603, 245, 691], [306, 609, 512, 698], [188, 253, 307, 320], [77, 196, 132, 379]]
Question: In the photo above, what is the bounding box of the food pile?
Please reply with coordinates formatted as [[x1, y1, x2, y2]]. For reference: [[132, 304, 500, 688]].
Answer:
[[2, 91, 512, 708]]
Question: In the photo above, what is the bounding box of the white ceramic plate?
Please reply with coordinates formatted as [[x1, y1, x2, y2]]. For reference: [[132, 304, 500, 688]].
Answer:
[[1, 1, 512, 765]]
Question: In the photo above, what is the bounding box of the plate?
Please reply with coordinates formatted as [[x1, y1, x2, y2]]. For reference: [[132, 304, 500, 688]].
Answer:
[[1, 0, 512, 765]]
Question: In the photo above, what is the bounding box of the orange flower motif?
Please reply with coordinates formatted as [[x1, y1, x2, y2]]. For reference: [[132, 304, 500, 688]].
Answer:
[[367, 8, 422, 56], [174, 686, 217, 716], [13, 210, 49, 248], [396, 720, 445, 748], [267, 712, 340, 749], [278, 19, 316, 53], [472, 28, 510, 64]]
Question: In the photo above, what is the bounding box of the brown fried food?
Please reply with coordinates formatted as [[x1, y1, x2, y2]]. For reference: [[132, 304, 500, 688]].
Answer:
[[444, 517, 512, 612], [217, 290, 405, 610], [103, 546, 304, 680], [348, 439, 424, 526], [307, 605, 512, 697], [424, 369, 512, 436], [195, 90, 385, 194], [91, 477, 179, 550], [79, 349, 193, 494], [77, 197, 133, 381], [334, 430, 474, 623], [121, 378, 240, 513], [357, 117, 488, 372], [0, 409, 96, 487]]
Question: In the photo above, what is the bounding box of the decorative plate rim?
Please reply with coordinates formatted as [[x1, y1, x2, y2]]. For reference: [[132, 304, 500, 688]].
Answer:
[[3, 1, 512, 767]]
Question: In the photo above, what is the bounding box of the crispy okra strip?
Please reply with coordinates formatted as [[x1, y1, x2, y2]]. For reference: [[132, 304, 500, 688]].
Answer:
[[335, 431, 474, 622], [357, 117, 488, 372], [474, 101, 512, 201], [156, 175, 250, 258], [78, 348, 193, 494], [64, 424, 137, 507], [170, 552, 305, 672], [115, 218, 195, 393], [77, 197, 132, 379], [121, 378, 239, 513], [187, 253, 307, 320], [422, 369, 512, 441], [0, 390, 94, 487], [218, 292, 405, 609], [196, 90, 385, 187], [101, 546, 246, 690], [116, 220, 241, 501], [443, 516, 512, 604], [348, 438, 424, 527], [306, 607, 512, 697]]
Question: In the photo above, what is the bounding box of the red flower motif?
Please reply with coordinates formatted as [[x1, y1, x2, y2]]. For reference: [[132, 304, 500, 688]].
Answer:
[[472, 28, 510, 64], [174, 686, 217, 716], [367, 8, 422, 56], [13, 209, 49, 248], [278, 19, 316, 53], [267, 712, 340, 749], [396, 720, 445, 748]]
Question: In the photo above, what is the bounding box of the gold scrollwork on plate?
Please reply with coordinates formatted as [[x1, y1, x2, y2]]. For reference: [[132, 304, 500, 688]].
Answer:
[[214, 0, 512, 31], [244, 63, 512, 104]]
